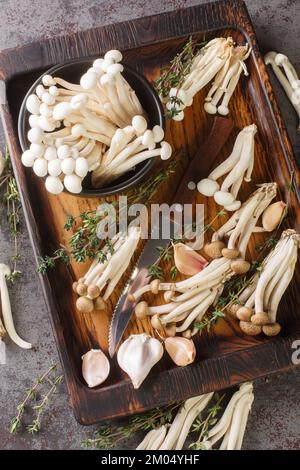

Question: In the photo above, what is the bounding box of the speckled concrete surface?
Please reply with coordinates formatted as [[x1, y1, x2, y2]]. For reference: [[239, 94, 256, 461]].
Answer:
[[0, 0, 299, 450]]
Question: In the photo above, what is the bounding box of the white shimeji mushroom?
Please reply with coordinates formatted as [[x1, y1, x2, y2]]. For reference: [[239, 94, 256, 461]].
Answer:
[[265, 51, 300, 131], [197, 124, 257, 210]]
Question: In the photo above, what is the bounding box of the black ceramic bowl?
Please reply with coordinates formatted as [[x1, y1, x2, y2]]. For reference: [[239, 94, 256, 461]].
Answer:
[[18, 58, 164, 197]]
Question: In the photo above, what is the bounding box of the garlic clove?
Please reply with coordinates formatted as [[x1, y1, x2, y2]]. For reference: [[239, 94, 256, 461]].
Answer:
[[82, 349, 110, 388], [165, 337, 196, 366], [262, 201, 286, 232], [117, 334, 163, 389], [173, 243, 208, 276]]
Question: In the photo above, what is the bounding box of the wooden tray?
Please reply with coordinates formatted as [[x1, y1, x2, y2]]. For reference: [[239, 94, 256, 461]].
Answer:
[[1, 0, 299, 425]]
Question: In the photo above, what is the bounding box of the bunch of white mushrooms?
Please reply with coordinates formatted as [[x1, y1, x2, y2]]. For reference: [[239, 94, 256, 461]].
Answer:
[[137, 382, 253, 450], [21, 50, 168, 194], [73, 227, 141, 313], [204, 183, 278, 260], [165, 37, 250, 120], [197, 124, 257, 211], [91, 116, 170, 187], [265, 51, 300, 131], [228, 229, 300, 337], [201, 382, 254, 450]]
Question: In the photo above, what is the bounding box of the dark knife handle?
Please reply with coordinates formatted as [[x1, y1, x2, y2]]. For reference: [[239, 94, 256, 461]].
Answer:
[[171, 116, 234, 208]]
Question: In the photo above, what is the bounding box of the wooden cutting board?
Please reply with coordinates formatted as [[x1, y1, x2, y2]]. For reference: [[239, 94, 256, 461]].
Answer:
[[0, 0, 299, 424]]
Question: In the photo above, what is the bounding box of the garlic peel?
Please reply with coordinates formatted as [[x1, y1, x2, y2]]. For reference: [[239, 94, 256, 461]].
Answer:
[[165, 337, 196, 367], [82, 349, 110, 388], [117, 334, 164, 389], [262, 201, 286, 232], [173, 243, 208, 276]]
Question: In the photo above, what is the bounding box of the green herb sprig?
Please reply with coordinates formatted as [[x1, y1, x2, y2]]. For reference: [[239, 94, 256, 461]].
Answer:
[[10, 362, 63, 434], [82, 402, 181, 449], [189, 393, 225, 449]]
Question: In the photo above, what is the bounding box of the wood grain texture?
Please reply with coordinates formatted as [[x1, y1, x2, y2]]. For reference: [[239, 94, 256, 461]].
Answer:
[[0, 0, 299, 424]]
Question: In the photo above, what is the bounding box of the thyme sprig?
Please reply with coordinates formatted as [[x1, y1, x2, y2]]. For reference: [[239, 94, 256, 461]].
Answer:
[[10, 362, 63, 434], [0, 148, 22, 283], [189, 393, 225, 450], [82, 402, 181, 449]]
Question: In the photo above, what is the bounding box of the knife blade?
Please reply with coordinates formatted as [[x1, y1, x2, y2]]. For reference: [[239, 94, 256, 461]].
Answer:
[[108, 116, 234, 356]]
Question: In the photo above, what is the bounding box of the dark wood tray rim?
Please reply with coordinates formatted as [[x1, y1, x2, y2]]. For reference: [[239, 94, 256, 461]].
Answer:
[[0, 0, 299, 424]]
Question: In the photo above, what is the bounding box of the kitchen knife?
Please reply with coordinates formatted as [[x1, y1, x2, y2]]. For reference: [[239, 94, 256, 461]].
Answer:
[[108, 116, 234, 356]]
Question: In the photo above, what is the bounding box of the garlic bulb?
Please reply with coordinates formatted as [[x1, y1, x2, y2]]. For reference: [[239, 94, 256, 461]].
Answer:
[[173, 243, 208, 276], [82, 349, 110, 388], [262, 201, 286, 231], [165, 337, 196, 366], [117, 334, 164, 389]]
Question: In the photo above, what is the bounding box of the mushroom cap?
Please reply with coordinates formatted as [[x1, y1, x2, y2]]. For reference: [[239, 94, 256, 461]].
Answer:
[[164, 323, 176, 337], [172, 110, 184, 121], [48, 159, 62, 177], [30, 143, 45, 158], [221, 247, 240, 259], [21, 150, 35, 168], [53, 102, 72, 120], [72, 281, 79, 293], [217, 105, 229, 116], [142, 130, 155, 149], [251, 312, 270, 326], [94, 296, 106, 311], [36, 84, 45, 98], [132, 115, 147, 134], [204, 241, 226, 259], [227, 302, 241, 318], [29, 114, 40, 127], [45, 176, 64, 194], [151, 313, 163, 330], [57, 145, 71, 160], [28, 127, 44, 144], [80, 71, 97, 90], [197, 178, 219, 197], [64, 174, 83, 194], [274, 53, 288, 65], [61, 158, 76, 175], [77, 283, 88, 296], [38, 115, 56, 132], [204, 102, 217, 114], [262, 322, 281, 337], [71, 124, 86, 137], [135, 301, 149, 320], [42, 74, 56, 86], [107, 63, 124, 75], [230, 259, 251, 274], [152, 125, 164, 143], [44, 146, 57, 161], [49, 85, 59, 97], [93, 58, 105, 69], [239, 320, 262, 336], [87, 285, 100, 299], [160, 141, 172, 160], [39, 103, 52, 117], [236, 306, 253, 321], [214, 190, 235, 206], [150, 279, 160, 295], [75, 157, 89, 178], [70, 93, 89, 110], [104, 49, 123, 62], [76, 296, 94, 313], [41, 92, 55, 106], [33, 158, 48, 177], [26, 94, 41, 114]]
